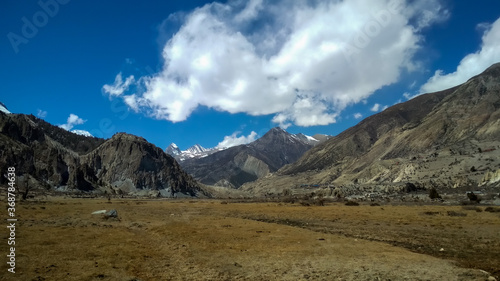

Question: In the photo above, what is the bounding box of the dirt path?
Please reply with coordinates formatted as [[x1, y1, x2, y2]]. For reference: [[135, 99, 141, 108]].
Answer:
[[1, 199, 498, 280]]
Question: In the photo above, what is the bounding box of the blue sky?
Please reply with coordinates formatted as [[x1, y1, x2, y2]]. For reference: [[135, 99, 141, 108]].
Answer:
[[1, 0, 500, 151]]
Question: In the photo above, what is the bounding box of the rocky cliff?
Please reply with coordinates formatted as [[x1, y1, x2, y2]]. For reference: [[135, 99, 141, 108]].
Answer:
[[0, 114, 201, 197]]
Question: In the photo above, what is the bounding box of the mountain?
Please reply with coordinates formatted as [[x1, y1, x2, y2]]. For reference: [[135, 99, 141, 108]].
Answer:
[[0, 102, 10, 114], [242, 63, 500, 195], [180, 127, 322, 188], [0, 113, 202, 197], [186, 144, 207, 154], [166, 143, 222, 161], [81, 133, 201, 197], [166, 143, 181, 156]]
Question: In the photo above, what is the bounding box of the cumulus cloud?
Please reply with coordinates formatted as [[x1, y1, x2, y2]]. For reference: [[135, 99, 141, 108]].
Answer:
[[370, 103, 389, 112], [354, 113, 363, 119], [102, 73, 135, 97], [420, 17, 500, 94], [216, 131, 258, 149], [106, 0, 448, 126], [371, 103, 381, 112], [59, 114, 86, 131]]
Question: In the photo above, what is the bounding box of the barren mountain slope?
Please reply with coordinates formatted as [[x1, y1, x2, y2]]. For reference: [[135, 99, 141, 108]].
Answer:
[[0, 114, 201, 197], [242, 63, 500, 195], [181, 127, 313, 188]]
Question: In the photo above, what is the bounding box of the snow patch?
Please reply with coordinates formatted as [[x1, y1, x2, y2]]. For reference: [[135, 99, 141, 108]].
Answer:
[[0, 102, 11, 114], [71, 130, 93, 137]]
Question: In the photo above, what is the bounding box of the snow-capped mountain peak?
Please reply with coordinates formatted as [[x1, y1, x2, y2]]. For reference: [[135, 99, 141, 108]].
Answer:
[[185, 144, 207, 154], [294, 133, 320, 145], [166, 143, 216, 161], [165, 143, 182, 156], [166, 129, 330, 162]]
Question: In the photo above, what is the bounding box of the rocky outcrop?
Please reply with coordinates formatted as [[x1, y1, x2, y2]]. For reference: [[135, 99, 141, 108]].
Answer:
[[79, 133, 201, 196], [0, 114, 201, 197], [480, 169, 500, 186]]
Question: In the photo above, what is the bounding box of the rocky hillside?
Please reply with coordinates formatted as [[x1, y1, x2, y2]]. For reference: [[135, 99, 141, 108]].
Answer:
[[0, 114, 202, 197], [242, 63, 500, 195], [181, 128, 315, 188]]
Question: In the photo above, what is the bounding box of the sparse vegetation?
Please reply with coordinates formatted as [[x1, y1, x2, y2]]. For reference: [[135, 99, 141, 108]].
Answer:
[[462, 206, 483, 212], [467, 192, 481, 203], [484, 207, 500, 213], [429, 188, 441, 200], [447, 211, 467, 217], [8, 198, 499, 280], [345, 200, 359, 206]]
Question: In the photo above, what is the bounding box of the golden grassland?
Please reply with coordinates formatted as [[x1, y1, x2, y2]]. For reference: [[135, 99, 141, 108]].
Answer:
[[1, 197, 499, 280]]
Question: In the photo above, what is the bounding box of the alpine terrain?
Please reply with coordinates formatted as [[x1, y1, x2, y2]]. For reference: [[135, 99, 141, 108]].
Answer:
[[0, 113, 202, 197], [242, 63, 500, 196], [179, 128, 329, 188]]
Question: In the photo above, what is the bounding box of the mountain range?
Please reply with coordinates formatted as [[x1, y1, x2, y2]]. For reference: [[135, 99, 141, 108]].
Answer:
[[178, 128, 329, 188], [241, 63, 500, 195], [166, 143, 224, 161], [1, 63, 499, 198]]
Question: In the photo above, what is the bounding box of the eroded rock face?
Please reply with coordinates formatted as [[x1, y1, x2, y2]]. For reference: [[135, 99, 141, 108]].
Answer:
[[0, 114, 201, 197], [243, 63, 500, 195], [481, 169, 500, 187], [81, 133, 200, 196]]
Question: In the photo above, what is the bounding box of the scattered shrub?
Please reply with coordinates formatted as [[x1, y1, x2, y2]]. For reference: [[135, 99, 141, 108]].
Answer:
[[484, 207, 500, 213], [422, 211, 440, 216], [345, 201, 359, 206], [313, 198, 325, 206], [299, 201, 311, 206], [429, 188, 441, 200], [405, 182, 418, 193], [467, 192, 479, 202], [462, 206, 483, 212], [447, 211, 467, 217]]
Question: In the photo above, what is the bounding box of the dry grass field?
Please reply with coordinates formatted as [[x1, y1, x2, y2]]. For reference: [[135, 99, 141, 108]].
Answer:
[[1, 198, 499, 280]]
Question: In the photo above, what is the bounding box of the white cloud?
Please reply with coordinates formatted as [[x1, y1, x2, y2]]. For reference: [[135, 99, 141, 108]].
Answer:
[[102, 73, 135, 97], [404, 0, 449, 30], [371, 103, 381, 112], [107, 0, 448, 126], [234, 0, 263, 23], [420, 17, 500, 94], [216, 131, 258, 149], [37, 109, 47, 118], [354, 113, 363, 119], [59, 114, 86, 131]]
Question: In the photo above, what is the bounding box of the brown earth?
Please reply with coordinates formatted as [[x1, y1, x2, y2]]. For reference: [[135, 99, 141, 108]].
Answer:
[[1, 198, 499, 280]]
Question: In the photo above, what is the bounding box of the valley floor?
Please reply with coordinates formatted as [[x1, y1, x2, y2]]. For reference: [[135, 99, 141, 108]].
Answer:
[[1, 198, 499, 280]]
